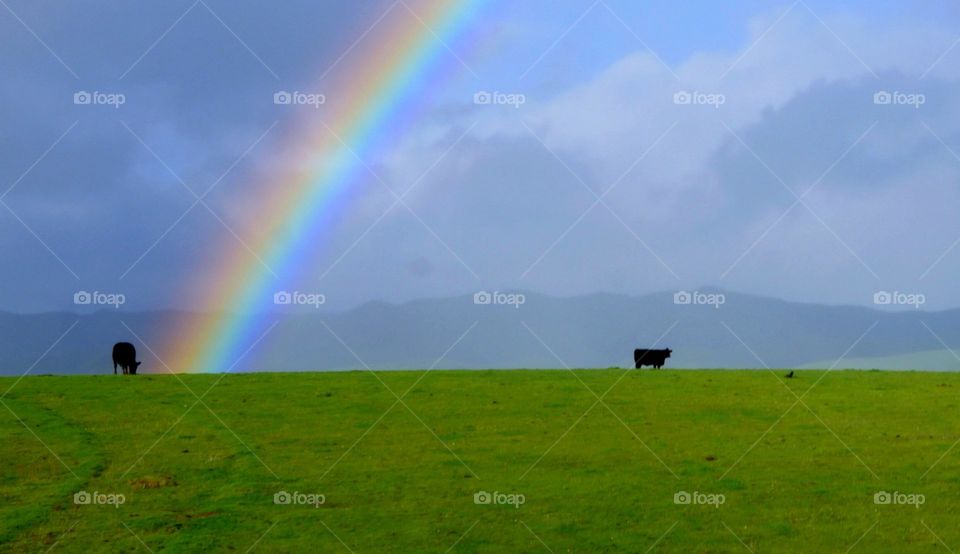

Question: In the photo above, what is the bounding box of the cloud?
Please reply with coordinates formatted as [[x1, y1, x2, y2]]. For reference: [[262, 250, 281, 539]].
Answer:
[[335, 4, 960, 307], [2, 1, 960, 314]]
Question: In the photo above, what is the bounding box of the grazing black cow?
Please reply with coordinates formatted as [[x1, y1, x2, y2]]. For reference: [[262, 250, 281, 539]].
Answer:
[[112, 342, 141, 375], [634, 348, 672, 369], [785, 370, 794, 379]]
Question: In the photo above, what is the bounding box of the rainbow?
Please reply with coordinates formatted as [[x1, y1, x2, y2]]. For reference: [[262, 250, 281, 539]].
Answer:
[[164, 0, 487, 372]]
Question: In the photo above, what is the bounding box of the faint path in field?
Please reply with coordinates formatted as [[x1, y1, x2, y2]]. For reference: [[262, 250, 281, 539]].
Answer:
[[0, 392, 106, 548]]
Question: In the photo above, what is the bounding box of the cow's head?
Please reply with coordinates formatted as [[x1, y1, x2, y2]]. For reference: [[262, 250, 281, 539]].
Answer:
[[665, 349, 672, 358], [131, 361, 141, 375]]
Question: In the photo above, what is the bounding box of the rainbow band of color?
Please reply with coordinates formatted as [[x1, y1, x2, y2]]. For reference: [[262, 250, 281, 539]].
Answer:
[[165, 0, 485, 372]]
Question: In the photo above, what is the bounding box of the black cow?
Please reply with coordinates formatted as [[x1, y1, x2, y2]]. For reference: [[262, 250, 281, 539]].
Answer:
[[112, 342, 141, 375], [634, 348, 672, 369]]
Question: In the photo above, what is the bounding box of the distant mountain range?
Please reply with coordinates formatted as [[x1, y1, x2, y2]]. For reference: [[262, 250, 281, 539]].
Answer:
[[1, 289, 958, 375]]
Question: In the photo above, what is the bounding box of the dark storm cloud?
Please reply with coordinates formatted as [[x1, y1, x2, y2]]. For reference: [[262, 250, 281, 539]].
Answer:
[[0, 0, 394, 311]]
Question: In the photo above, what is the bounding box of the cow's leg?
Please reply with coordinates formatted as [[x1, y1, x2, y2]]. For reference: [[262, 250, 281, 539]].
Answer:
[[113, 363, 117, 375]]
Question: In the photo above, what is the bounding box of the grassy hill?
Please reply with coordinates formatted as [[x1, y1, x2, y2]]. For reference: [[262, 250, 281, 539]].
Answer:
[[800, 349, 960, 372], [1, 369, 959, 552]]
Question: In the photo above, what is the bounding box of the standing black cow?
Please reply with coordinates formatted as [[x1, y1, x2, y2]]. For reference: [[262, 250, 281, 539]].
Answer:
[[112, 342, 141, 375], [634, 348, 672, 369]]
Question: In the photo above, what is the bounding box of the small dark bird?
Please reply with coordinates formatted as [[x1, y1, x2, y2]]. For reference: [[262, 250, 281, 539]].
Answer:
[[785, 370, 795, 379]]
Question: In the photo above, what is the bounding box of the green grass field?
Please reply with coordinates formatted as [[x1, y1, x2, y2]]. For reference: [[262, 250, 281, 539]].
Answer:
[[1, 369, 958, 552]]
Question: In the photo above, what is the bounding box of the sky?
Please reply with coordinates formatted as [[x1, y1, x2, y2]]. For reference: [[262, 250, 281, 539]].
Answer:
[[2, 0, 960, 313]]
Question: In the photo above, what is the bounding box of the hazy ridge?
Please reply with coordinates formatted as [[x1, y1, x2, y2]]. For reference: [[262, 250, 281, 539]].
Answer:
[[2, 290, 957, 374]]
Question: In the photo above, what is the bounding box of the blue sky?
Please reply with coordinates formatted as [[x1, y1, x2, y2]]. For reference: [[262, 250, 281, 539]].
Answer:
[[2, 0, 960, 313]]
